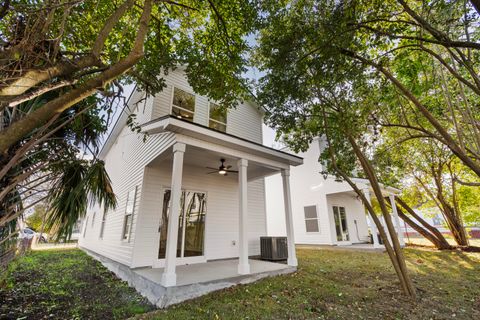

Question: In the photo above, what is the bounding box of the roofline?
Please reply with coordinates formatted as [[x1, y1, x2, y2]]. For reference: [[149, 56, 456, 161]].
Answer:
[[350, 177, 401, 195], [141, 115, 303, 165], [98, 85, 138, 159]]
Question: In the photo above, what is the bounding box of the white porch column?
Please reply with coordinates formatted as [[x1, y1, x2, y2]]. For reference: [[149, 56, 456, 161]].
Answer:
[[237, 158, 250, 275], [364, 189, 380, 248], [161, 142, 185, 287], [281, 168, 298, 267], [389, 194, 405, 247]]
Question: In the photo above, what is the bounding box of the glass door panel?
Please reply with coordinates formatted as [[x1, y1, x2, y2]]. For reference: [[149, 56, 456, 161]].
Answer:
[[158, 189, 206, 260], [333, 206, 350, 242], [183, 192, 206, 257], [158, 190, 171, 259], [339, 207, 349, 241]]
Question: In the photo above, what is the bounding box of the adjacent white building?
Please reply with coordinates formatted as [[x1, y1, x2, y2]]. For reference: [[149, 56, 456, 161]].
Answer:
[[266, 137, 405, 248], [78, 68, 303, 306]]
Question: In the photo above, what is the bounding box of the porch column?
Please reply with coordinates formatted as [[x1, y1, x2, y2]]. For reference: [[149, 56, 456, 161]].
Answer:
[[237, 158, 250, 275], [389, 194, 405, 247], [281, 168, 298, 267], [161, 142, 185, 287], [364, 189, 380, 248]]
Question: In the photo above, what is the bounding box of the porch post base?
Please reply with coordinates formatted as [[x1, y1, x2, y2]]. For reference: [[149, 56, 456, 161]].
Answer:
[[287, 257, 298, 267], [161, 272, 176, 287], [238, 263, 250, 275]]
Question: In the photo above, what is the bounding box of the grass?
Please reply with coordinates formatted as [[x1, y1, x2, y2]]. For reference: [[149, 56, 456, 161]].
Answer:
[[0, 249, 154, 319], [1, 247, 479, 319], [139, 248, 480, 320]]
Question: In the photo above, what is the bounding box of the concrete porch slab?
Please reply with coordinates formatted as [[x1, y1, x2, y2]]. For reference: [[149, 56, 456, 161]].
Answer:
[[82, 248, 295, 308], [134, 258, 291, 286]]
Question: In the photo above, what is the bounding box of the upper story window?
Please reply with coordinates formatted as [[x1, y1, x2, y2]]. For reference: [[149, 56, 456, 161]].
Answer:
[[171, 87, 195, 122], [209, 103, 227, 132]]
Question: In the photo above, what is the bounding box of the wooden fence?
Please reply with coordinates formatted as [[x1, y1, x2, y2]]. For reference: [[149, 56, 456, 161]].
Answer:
[[0, 236, 32, 271]]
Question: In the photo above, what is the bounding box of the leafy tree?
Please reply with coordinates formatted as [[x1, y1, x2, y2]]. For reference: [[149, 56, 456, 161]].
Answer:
[[254, 0, 417, 297], [26, 204, 48, 232], [0, 0, 258, 241]]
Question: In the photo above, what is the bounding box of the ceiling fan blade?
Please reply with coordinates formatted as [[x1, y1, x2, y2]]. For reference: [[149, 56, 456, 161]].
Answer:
[[206, 171, 218, 174], [226, 165, 232, 169], [206, 167, 218, 170], [226, 170, 238, 173]]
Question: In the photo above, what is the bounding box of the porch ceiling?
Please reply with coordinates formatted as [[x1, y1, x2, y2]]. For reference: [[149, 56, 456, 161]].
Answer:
[[149, 144, 279, 181], [142, 116, 303, 168]]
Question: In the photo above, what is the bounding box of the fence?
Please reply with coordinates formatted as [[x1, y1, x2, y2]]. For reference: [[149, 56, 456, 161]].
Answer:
[[0, 236, 32, 272]]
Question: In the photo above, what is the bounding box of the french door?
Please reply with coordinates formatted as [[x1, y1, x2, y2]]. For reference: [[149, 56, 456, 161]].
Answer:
[[333, 206, 350, 244], [157, 189, 207, 266]]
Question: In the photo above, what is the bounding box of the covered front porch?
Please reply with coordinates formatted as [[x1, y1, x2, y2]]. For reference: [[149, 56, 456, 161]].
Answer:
[[327, 178, 406, 249], [140, 116, 303, 288]]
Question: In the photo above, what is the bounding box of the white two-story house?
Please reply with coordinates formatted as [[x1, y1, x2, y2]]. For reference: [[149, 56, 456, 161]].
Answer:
[[266, 137, 405, 249], [78, 68, 303, 307]]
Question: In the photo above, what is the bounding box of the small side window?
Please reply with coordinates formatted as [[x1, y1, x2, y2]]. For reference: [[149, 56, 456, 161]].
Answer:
[[99, 211, 107, 239], [304, 205, 319, 233], [122, 187, 137, 241]]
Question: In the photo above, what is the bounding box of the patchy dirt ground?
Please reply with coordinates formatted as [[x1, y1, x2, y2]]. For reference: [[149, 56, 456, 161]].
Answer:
[[0, 249, 154, 319]]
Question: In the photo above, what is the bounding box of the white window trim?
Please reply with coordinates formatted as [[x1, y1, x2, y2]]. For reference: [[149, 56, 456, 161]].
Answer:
[[122, 186, 137, 242], [170, 86, 196, 120], [304, 204, 321, 233]]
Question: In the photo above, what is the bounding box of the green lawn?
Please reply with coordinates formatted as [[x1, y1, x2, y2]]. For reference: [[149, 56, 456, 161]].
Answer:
[[0, 249, 154, 319], [1, 248, 479, 320]]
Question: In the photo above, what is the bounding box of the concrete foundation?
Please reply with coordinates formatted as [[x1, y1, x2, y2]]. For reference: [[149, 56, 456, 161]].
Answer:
[[82, 248, 296, 308]]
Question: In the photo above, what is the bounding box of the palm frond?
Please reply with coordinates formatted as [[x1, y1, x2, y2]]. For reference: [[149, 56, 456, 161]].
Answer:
[[46, 159, 116, 241]]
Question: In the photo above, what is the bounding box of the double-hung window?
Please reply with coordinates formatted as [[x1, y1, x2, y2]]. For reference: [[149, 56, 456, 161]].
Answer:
[[171, 87, 195, 122], [209, 103, 227, 132], [304, 205, 320, 233], [122, 187, 137, 241]]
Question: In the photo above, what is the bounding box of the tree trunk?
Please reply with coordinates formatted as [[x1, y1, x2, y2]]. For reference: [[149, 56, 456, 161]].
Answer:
[[347, 135, 416, 298], [395, 197, 453, 249]]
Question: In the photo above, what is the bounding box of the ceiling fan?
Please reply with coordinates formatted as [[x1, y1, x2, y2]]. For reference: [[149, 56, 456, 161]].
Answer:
[[206, 159, 238, 176]]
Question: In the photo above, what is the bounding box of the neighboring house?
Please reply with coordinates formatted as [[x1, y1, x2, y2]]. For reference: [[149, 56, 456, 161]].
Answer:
[[78, 68, 303, 307], [400, 208, 480, 239], [266, 137, 405, 248]]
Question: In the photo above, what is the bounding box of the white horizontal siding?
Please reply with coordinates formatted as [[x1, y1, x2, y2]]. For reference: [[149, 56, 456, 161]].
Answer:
[[131, 161, 267, 268], [151, 68, 263, 144], [79, 124, 176, 266]]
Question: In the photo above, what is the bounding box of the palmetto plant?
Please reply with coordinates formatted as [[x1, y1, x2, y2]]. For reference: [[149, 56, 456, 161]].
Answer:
[[47, 160, 116, 241], [0, 90, 117, 245]]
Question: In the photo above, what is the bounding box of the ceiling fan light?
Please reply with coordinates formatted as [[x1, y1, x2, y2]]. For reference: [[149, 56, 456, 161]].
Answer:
[[218, 169, 227, 175]]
